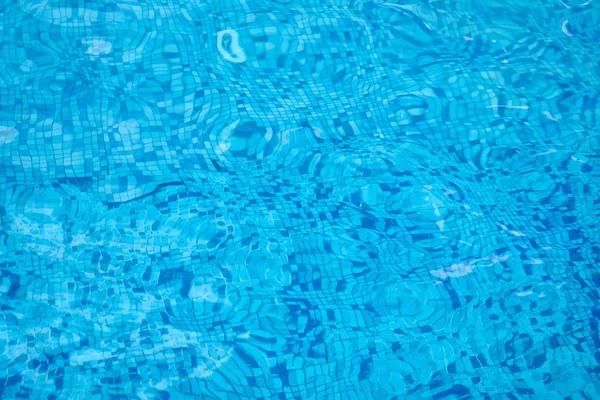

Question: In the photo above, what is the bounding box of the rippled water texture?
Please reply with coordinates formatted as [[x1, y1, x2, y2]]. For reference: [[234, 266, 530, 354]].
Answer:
[[1, 0, 600, 398]]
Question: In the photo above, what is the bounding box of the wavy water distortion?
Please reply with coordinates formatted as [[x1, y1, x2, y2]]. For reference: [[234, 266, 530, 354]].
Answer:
[[1, 0, 600, 398]]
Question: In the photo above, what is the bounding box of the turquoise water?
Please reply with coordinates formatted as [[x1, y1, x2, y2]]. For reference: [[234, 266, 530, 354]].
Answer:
[[1, 0, 600, 398]]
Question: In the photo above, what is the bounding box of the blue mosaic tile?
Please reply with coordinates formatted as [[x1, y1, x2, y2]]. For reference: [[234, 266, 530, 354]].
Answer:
[[1, 0, 600, 398]]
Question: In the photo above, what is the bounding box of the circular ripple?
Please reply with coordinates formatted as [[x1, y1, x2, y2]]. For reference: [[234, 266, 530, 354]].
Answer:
[[212, 120, 282, 162], [217, 29, 246, 63]]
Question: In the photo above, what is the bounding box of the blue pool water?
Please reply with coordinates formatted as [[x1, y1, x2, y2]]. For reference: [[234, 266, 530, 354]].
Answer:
[[1, 0, 600, 398]]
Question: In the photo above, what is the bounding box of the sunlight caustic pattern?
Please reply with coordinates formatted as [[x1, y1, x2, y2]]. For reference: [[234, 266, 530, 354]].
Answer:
[[1, 0, 600, 398]]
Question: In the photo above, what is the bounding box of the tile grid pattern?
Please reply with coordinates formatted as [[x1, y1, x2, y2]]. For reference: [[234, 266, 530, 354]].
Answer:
[[1, 0, 600, 399]]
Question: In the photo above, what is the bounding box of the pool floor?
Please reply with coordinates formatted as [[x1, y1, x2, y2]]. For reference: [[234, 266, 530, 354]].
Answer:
[[1, 0, 600, 398]]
